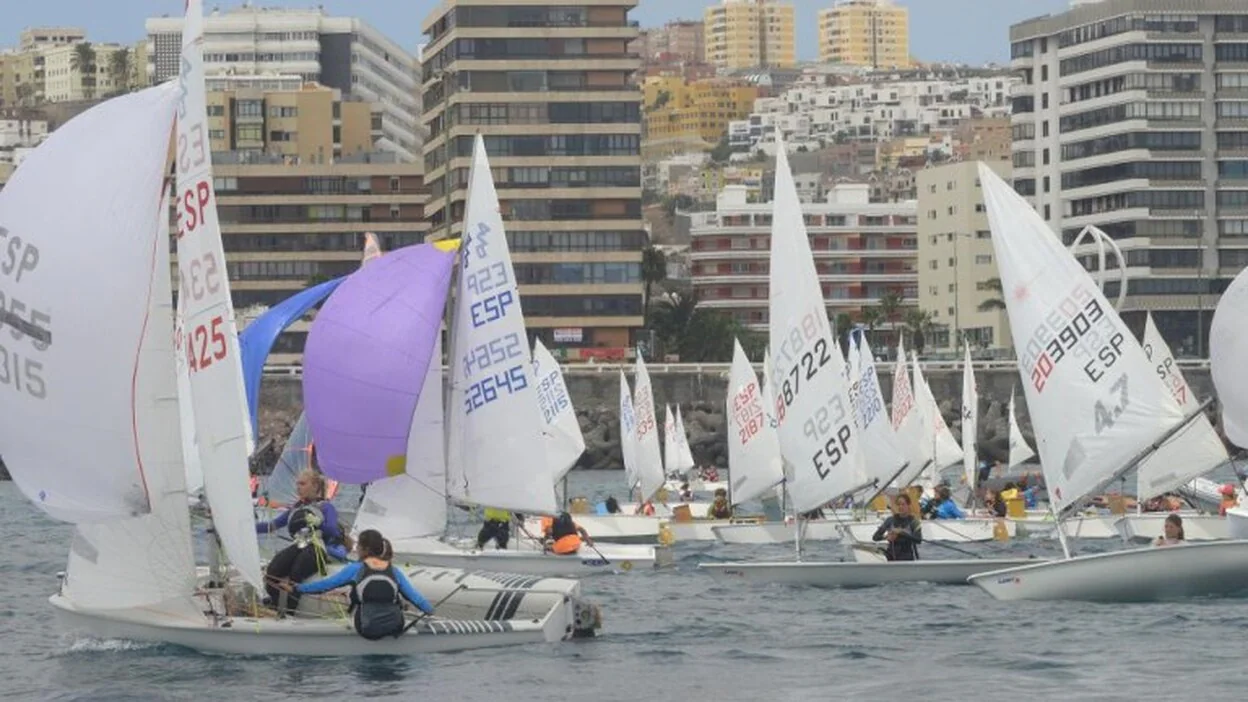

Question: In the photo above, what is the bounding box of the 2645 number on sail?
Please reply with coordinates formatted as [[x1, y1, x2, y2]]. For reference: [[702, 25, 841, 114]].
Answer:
[[465, 366, 527, 414]]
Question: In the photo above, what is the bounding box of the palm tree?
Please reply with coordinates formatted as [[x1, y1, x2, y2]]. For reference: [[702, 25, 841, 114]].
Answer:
[[640, 245, 667, 328], [70, 43, 97, 100], [978, 277, 1005, 312], [857, 306, 883, 345], [109, 48, 133, 96], [877, 289, 904, 325], [650, 290, 748, 362], [903, 308, 935, 354]]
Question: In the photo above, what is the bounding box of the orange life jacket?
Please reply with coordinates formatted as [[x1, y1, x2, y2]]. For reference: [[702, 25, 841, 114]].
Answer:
[[552, 533, 582, 555], [540, 516, 554, 536]]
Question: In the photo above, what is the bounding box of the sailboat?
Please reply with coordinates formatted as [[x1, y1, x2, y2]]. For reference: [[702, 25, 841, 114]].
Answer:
[[24, 1, 590, 655], [700, 142, 1034, 587], [1110, 313, 1231, 542], [374, 136, 660, 575], [1212, 267, 1248, 540], [968, 162, 1248, 602]]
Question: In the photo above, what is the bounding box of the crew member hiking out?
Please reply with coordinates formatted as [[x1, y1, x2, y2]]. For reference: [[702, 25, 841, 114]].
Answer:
[[872, 493, 922, 561], [542, 511, 593, 555], [293, 529, 434, 640], [256, 469, 350, 614]]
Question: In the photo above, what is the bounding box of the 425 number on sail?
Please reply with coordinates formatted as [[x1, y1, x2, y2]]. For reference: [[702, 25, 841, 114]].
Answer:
[[184, 315, 227, 373]]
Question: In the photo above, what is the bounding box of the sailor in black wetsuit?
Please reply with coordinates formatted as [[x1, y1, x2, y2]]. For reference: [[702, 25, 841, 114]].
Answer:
[[871, 492, 922, 561]]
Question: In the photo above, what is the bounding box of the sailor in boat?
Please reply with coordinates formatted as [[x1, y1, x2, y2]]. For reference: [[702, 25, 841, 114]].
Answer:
[[921, 485, 965, 520], [256, 469, 350, 613], [1220, 484, 1240, 516], [1154, 514, 1186, 548], [983, 489, 1007, 518], [476, 507, 512, 550], [1018, 476, 1039, 509], [636, 500, 656, 516], [871, 493, 922, 561], [542, 512, 594, 556], [976, 459, 993, 487], [604, 496, 621, 514], [290, 529, 435, 640], [707, 488, 732, 519], [678, 482, 693, 502]]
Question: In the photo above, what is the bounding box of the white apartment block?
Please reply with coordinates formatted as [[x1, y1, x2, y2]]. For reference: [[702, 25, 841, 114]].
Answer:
[[690, 182, 918, 332], [1010, 0, 1248, 355], [146, 6, 419, 161], [733, 74, 1018, 154]]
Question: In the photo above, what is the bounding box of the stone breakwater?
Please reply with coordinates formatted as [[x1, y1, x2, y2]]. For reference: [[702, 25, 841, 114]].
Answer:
[[251, 366, 1221, 472]]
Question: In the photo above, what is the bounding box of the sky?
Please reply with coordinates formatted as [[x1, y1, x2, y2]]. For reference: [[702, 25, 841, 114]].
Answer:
[[5, 0, 1072, 65]]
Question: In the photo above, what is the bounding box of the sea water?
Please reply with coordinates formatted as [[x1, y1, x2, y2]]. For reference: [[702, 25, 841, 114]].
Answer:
[[1, 474, 1244, 701]]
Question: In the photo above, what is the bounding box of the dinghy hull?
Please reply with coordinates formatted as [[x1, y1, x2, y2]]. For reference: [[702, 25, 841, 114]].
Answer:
[[524, 514, 659, 545], [1114, 513, 1226, 543], [968, 540, 1248, 602], [699, 558, 1041, 588], [712, 520, 843, 545], [837, 518, 1014, 543], [51, 566, 595, 655]]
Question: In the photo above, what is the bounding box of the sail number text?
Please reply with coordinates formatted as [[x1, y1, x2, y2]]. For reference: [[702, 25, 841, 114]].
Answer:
[[177, 179, 212, 239], [803, 395, 851, 479], [179, 252, 222, 302], [462, 332, 523, 377], [1093, 374, 1130, 435], [535, 367, 571, 424], [184, 315, 227, 373], [0, 228, 49, 399], [732, 382, 764, 445], [464, 366, 527, 414], [1143, 342, 1186, 406], [1025, 294, 1127, 392]]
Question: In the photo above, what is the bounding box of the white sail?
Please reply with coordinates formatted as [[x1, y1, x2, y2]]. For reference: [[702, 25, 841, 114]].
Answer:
[[1007, 387, 1036, 468], [446, 136, 556, 515], [979, 162, 1184, 514], [619, 371, 640, 494], [532, 338, 584, 482], [1136, 313, 1228, 498], [891, 337, 929, 486], [727, 340, 785, 505], [663, 404, 678, 476], [65, 186, 198, 615], [913, 352, 964, 473], [761, 349, 791, 485], [853, 337, 907, 484], [767, 143, 868, 514], [174, 293, 203, 495], [1212, 268, 1248, 447], [354, 334, 448, 540], [674, 406, 696, 474], [176, 0, 263, 591], [961, 344, 979, 488], [0, 85, 178, 523], [632, 355, 666, 502]]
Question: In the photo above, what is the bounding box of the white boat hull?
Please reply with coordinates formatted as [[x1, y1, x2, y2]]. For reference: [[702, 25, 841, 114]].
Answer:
[[524, 514, 659, 545], [837, 518, 1014, 543], [1227, 505, 1248, 540], [1114, 513, 1226, 543], [712, 520, 843, 544], [393, 538, 667, 576], [699, 557, 1043, 588], [968, 540, 1248, 602], [52, 565, 595, 654]]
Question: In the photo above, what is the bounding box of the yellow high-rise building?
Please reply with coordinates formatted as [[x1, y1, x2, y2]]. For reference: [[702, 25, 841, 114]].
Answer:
[[704, 0, 795, 71], [643, 76, 759, 155], [818, 0, 911, 69]]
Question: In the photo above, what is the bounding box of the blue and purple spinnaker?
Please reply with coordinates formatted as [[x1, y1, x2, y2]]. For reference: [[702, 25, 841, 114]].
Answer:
[[301, 243, 455, 484]]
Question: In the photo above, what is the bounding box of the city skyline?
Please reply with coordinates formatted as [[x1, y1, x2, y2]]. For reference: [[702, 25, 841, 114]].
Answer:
[[6, 0, 1070, 66]]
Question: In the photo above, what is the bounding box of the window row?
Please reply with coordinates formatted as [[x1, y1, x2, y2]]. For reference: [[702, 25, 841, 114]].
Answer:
[[1061, 43, 1202, 77], [513, 262, 640, 285], [1061, 161, 1203, 190], [1061, 131, 1201, 161], [507, 230, 645, 252]]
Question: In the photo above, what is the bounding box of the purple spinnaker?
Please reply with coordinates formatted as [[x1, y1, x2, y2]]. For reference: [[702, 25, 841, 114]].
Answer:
[[302, 243, 454, 484]]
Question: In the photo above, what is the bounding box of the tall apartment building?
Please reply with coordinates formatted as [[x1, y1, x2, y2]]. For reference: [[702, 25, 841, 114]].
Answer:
[[704, 0, 796, 71], [917, 160, 1012, 355], [197, 153, 429, 362], [690, 183, 918, 332], [204, 76, 376, 162], [146, 7, 419, 160], [642, 19, 706, 63], [421, 0, 646, 353], [818, 0, 911, 68], [1010, 0, 1248, 355], [643, 76, 759, 155]]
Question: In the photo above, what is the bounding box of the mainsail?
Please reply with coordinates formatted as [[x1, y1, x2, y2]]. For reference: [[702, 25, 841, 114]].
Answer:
[[726, 340, 785, 505]]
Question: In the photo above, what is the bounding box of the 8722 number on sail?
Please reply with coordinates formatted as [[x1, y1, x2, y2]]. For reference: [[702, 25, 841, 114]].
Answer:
[[779, 337, 831, 408]]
